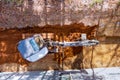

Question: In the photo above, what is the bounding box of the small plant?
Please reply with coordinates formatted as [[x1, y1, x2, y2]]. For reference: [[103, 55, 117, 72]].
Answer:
[[90, 0, 103, 6], [3, 0, 23, 6]]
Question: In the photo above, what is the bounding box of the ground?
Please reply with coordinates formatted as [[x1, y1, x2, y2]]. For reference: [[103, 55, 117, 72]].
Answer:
[[0, 67, 120, 80]]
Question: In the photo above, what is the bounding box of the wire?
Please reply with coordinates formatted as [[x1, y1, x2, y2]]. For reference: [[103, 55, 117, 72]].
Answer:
[[60, 0, 65, 70], [90, 46, 95, 79], [89, 2, 103, 79]]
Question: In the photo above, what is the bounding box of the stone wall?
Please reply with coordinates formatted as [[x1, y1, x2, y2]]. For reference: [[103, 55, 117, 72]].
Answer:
[[0, 0, 119, 28], [0, 23, 96, 71], [0, 0, 120, 71], [0, 22, 120, 71], [83, 37, 120, 68]]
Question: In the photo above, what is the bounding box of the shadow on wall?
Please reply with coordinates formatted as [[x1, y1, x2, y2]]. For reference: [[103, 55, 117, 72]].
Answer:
[[71, 47, 83, 69], [106, 44, 120, 67], [0, 34, 30, 72], [0, 34, 30, 64], [83, 39, 120, 69]]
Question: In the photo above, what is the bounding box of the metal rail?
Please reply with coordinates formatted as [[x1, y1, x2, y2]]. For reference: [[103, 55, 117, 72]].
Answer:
[[48, 39, 99, 47]]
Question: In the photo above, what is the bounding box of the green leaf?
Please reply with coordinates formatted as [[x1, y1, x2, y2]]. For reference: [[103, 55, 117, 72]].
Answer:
[[90, 0, 103, 7]]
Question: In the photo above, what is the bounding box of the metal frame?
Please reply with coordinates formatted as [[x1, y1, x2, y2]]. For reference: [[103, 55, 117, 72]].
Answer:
[[33, 34, 99, 53]]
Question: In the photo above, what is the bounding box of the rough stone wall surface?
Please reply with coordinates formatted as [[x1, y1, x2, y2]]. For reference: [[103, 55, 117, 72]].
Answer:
[[83, 43, 120, 68], [0, 0, 119, 28]]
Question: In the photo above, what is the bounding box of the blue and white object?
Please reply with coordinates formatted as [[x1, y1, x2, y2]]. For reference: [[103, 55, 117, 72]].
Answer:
[[17, 34, 99, 62], [17, 35, 48, 62]]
